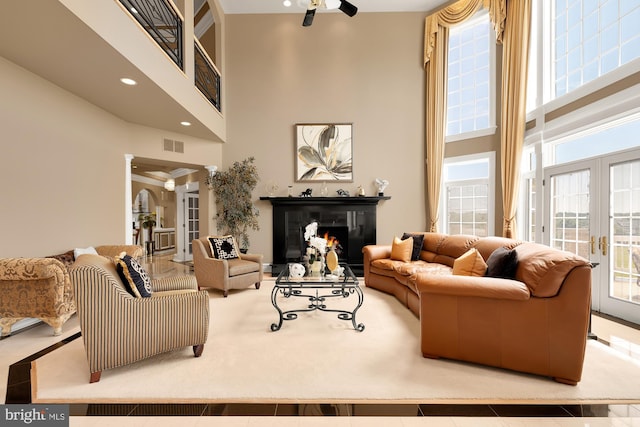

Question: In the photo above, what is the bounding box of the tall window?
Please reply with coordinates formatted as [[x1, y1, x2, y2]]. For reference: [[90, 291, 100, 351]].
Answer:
[[553, 0, 640, 98], [446, 11, 494, 140], [442, 153, 495, 236]]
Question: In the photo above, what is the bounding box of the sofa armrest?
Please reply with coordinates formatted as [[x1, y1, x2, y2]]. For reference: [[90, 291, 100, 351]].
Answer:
[[152, 275, 198, 292], [416, 273, 530, 301], [362, 245, 392, 261], [0, 257, 68, 283], [241, 253, 263, 264]]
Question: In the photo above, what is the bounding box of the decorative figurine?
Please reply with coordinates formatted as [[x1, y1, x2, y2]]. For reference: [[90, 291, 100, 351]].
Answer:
[[357, 185, 365, 197], [300, 188, 313, 197], [336, 189, 350, 197], [289, 263, 306, 279], [375, 178, 389, 196]]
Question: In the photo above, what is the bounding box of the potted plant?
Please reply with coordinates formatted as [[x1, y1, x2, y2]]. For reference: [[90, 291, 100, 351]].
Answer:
[[138, 212, 156, 254], [206, 157, 260, 251]]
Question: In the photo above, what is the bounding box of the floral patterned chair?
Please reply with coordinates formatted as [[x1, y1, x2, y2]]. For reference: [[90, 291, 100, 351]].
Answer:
[[0, 245, 142, 336]]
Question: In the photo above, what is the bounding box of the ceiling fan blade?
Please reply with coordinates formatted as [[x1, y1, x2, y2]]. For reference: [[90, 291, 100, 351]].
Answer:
[[302, 8, 316, 26], [338, 0, 357, 17]]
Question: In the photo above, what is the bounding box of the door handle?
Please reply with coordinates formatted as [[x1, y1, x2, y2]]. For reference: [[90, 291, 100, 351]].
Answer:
[[600, 236, 608, 256], [590, 236, 596, 254]]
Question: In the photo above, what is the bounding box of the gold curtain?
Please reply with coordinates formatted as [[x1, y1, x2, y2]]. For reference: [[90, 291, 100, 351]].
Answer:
[[423, 0, 487, 231], [499, 0, 531, 238], [424, 0, 532, 238]]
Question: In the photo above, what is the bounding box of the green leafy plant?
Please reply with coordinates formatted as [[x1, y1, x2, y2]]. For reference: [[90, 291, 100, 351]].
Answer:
[[137, 213, 157, 249], [206, 157, 260, 249]]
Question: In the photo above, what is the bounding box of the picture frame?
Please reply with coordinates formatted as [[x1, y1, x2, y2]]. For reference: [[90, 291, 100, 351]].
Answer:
[[295, 123, 353, 182]]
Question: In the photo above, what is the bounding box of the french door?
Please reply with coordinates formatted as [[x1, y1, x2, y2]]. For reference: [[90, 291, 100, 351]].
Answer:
[[544, 148, 640, 325]]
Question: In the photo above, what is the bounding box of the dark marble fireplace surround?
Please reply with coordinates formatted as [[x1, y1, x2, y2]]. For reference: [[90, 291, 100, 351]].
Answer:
[[260, 196, 389, 275]]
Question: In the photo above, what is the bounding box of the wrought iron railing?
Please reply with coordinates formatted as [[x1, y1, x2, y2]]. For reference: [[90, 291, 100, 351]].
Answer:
[[194, 41, 221, 112], [119, 0, 183, 69]]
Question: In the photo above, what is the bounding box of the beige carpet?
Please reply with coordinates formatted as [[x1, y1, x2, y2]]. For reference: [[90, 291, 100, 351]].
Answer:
[[32, 281, 640, 404]]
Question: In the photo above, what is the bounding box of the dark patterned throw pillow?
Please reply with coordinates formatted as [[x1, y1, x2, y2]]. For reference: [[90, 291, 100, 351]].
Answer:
[[401, 232, 425, 261], [208, 235, 240, 260], [485, 247, 519, 279], [115, 254, 152, 298]]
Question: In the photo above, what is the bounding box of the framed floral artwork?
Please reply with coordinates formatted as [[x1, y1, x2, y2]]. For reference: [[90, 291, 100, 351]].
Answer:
[[295, 123, 353, 182]]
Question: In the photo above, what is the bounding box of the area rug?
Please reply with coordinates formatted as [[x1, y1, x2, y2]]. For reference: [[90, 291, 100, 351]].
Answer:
[[32, 281, 640, 404]]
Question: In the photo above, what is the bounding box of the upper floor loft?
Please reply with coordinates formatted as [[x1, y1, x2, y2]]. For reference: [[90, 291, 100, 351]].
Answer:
[[0, 0, 225, 141]]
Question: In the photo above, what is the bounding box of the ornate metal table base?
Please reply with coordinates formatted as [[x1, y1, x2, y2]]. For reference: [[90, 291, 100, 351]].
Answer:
[[271, 265, 364, 332]]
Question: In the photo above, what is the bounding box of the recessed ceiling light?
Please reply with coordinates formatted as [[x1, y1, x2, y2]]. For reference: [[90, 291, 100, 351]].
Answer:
[[283, 0, 292, 6], [120, 78, 137, 86], [180, 121, 191, 126]]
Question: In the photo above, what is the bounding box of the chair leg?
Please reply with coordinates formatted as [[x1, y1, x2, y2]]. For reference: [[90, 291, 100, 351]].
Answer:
[[193, 344, 204, 357], [223, 290, 228, 297], [255, 282, 261, 290], [90, 371, 102, 383]]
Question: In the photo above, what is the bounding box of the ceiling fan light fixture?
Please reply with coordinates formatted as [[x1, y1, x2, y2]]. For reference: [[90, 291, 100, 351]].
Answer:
[[324, 0, 340, 9]]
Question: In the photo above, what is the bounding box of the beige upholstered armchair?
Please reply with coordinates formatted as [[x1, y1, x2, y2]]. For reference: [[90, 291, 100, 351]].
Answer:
[[192, 237, 263, 297], [70, 253, 209, 383], [0, 245, 142, 337]]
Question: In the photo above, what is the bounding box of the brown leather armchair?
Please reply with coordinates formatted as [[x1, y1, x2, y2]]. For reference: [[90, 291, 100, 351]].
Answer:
[[192, 237, 263, 297]]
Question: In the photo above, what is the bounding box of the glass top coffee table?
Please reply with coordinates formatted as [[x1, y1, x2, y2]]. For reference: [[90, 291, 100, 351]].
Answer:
[[271, 264, 365, 332]]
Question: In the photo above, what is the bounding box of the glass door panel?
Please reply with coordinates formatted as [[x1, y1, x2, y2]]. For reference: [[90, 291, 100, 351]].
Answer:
[[544, 160, 599, 310], [602, 152, 640, 324]]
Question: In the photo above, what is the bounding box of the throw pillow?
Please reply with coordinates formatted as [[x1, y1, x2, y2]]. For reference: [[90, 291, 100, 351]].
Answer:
[[115, 254, 152, 298], [485, 246, 519, 279], [208, 235, 240, 260], [452, 248, 488, 276], [390, 236, 413, 262], [401, 232, 425, 261], [74, 246, 98, 259], [46, 250, 76, 269]]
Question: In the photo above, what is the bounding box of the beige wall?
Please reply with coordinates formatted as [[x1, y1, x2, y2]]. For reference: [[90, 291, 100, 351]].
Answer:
[[0, 56, 222, 257], [225, 13, 430, 261]]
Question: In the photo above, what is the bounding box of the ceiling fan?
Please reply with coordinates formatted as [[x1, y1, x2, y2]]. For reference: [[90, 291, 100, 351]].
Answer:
[[302, 0, 358, 27]]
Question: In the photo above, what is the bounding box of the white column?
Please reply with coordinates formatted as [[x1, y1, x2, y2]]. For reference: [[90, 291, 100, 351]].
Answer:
[[125, 154, 134, 245]]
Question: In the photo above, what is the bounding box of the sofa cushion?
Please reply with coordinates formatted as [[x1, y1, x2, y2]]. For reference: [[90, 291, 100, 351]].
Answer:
[[228, 258, 260, 276], [395, 260, 453, 278], [453, 248, 487, 276], [208, 235, 240, 260], [46, 250, 76, 270], [473, 236, 522, 261], [74, 246, 98, 259], [485, 247, 519, 279], [515, 243, 590, 297], [402, 232, 425, 261], [391, 236, 413, 262], [115, 254, 152, 298]]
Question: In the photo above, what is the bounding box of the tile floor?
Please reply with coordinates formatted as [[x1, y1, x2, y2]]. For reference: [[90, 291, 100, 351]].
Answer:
[[3, 253, 640, 426]]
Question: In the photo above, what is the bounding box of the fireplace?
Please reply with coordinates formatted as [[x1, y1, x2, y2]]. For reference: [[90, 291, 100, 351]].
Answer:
[[260, 196, 389, 275]]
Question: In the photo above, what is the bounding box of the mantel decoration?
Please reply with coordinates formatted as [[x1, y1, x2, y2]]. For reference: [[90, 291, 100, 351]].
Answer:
[[296, 123, 353, 182], [206, 157, 260, 250]]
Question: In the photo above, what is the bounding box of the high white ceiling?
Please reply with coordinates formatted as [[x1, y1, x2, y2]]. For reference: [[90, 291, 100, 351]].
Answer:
[[217, 0, 451, 14]]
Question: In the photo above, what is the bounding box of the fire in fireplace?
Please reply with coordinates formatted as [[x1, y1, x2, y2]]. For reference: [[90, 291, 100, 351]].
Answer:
[[314, 226, 348, 261]]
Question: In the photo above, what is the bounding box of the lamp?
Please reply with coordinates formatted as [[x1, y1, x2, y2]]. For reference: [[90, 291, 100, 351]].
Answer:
[[164, 179, 175, 191]]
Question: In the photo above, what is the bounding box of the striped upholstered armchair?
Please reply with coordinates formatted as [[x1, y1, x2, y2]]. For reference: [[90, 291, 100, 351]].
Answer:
[[69, 253, 209, 383]]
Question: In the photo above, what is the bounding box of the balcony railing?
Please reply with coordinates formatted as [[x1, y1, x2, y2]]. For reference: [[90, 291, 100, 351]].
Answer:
[[118, 0, 183, 69], [194, 41, 221, 112]]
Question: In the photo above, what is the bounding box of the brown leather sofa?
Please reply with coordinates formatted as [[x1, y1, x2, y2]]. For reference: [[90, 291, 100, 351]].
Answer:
[[363, 233, 592, 385]]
